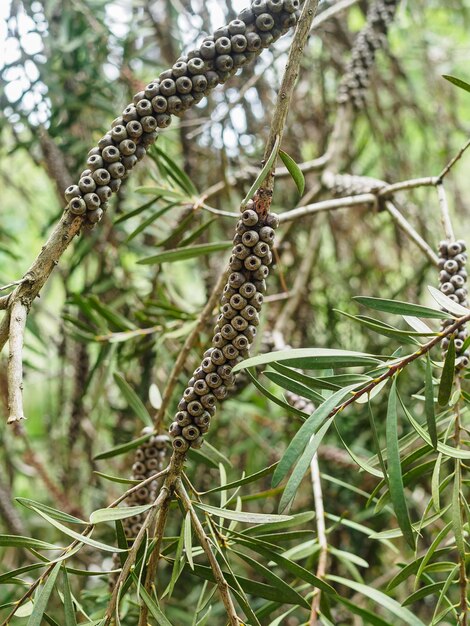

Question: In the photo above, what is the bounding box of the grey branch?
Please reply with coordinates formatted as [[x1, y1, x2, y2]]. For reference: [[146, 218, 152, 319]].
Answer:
[[7, 302, 27, 424]]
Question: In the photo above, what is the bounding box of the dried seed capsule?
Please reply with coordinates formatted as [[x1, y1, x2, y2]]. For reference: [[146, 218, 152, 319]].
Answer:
[[438, 240, 448, 255], [194, 412, 211, 428], [229, 272, 246, 288], [132, 461, 147, 475], [79, 176, 96, 193], [253, 264, 269, 280], [144, 82, 160, 99], [232, 53, 248, 68], [451, 275, 466, 288], [93, 168, 111, 186], [166, 96, 183, 115], [102, 145, 121, 163], [194, 380, 209, 396], [211, 348, 226, 365], [239, 282, 256, 298], [448, 242, 462, 256], [150, 96, 167, 115], [122, 154, 138, 170], [266, 212, 280, 229], [194, 366, 206, 380], [455, 254, 466, 267], [126, 120, 143, 139], [172, 61, 188, 77], [109, 178, 121, 193], [205, 373, 222, 389], [192, 74, 208, 92], [230, 256, 243, 270], [111, 116, 124, 128], [457, 240, 467, 252], [87, 154, 103, 170], [244, 325, 257, 342], [250, 292, 264, 310], [246, 31, 262, 51], [187, 58, 205, 74], [135, 448, 145, 462], [233, 334, 249, 350], [172, 436, 189, 452], [215, 37, 231, 55], [96, 184, 111, 202], [136, 98, 153, 116], [69, 197, 87, 215], [213, 333, 228, 348], [241, 305, 259, 322], [206, 71, 219, 89], [259, 226, 275, 243], [118, 139, 135, 156], [233, 243, 250, 260], [200, 357, 215, 374], [157, 114, 172, 128], [441, 282, 455, 295], [215, 55, 234, 72], [279, 13, 297, 29], [213, 385, 227, 400], [201, 393, 217, 409], [230, 294, 247, 310], [239, 7, 255, 23], [252, 0, 268, 14], [244, 255, 262, 271], [221, 324, 238, 340], [133, 90, 146, 104], [141, 130, 158, 147], [439, 270, 451, 283], [283, 0, 300, 13], [455, 289, 467, 302], [228, 19, 246, 35], [108, 162, 126, 179], [232, 316, 248, 331], [175, 411, 192, 427], [183, 387, 197, 402], [444, 259, 459, 274], [231, 34, 247, 53], [256, 13, 275, 31], [242, 231, 260, 247], [214, 25, 229, 39], [139, 116, 156, 133], [200, 40, 216, 59], [187, 400, 203, 417], [221, 304, 237, 320], [217, 364, 233, 380], [182, 424, 201, 441], [267, 0, 283, 12], [455, 339, 464, 351], [84, 193, 100, 209], [111, 125, 127, 142], [122, 104, 138, 122], [254, 279, 266, 293], [448, 294, 460, 303], [88, 147, 100, 157], [65, 185, 81, 201], [241, 209, 258, 226]]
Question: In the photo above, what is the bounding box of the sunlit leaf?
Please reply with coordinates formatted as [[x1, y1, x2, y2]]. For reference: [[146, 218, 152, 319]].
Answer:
[[354, 296, 451, 319], [26, 562, 61, 626], [438, 338, 455, 406], [138, 241, 232, 265]]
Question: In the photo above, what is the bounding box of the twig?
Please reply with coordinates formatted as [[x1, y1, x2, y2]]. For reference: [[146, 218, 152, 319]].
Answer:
[[437, 137, 470, 183], [309, 454, 328, 625], [384, 200, 439, 266], [176, 479, 241, 626], [437, 183, 455, 241], [7, 301, 27, 424], [154, 268, 229, 431], [279, 193, 376, 222], [0, 279, 27, 293], [311, 0, 361, 30], [377, 176, 438, 196]]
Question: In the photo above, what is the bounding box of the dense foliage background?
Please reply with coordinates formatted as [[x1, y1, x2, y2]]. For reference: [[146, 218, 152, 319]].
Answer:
[[1, 0, 470, 624]]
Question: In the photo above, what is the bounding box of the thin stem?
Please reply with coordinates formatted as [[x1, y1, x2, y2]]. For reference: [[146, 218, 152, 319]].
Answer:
[[437, 137, 470, 182], [176, 479, 241, 626], [7, 301, 27, 424], [437, 183, 455, 241], [279, 193, 377, 223], [309, 454, 328, 625]]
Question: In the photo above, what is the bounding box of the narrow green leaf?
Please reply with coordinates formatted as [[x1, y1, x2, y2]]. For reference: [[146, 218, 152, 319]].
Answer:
[[428, 285, 469, 317], [138, 241, 232, 265], [0, 535, 58, 551], [16, 498, 86, 525], [425, 355, 438, 448], [272, 385, 358, 487], [452, 461, 465, 559], [94, 433, 151, 460], [62, 568, 77, 626], [442, 74, 470, 93], [243, 511, 315, 536], [180, 220, 216, 247], [195, 503, 292, 524], [335, 595, 390, 626], [438, 339, 455, 406], [184, 512, 194, 571], [90, 504, 153, 525], [354, 296, 451, 319], [245, 368, 307, 419], [279, 417, 335, 512], [327, 576, 426, 626], [28, 506, 125, 553], [26, 562, 61, 626], [431, 453, 443, 512], [113, 373, 153, 427], [415, 522, 452, 585], [136, 579, 175, 626], [279, 150, 305, 195], [234, 348, 381, 372], [93, 471, 139, 485], [241, 135, 280, 208], [403, 583, 444, 606], [201, 463, 277, 495], [264, 370, 324, 405], [386, 379, 415, 549]]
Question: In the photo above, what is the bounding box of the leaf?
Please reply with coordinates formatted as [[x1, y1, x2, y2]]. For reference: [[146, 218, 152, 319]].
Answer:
[[452, 461, 465, 559], [272, 385, 358, 487], [153, 145, 198, 196], [354, 296, 451, 319], [403, 583, 445, 607], [113, 373, 153, 427], [93, 472, 139, 485], [26, 562, 61, 626], [279, 417, 335, 512], [201, 463, 277, 495], [195, 503, 292, 524], [241, 135, 280, 208], [136, 579, 175, 626], [16, 498, 86, 525], [245, 368, 307, 419], [442, 74, 470, 94], [62, 568, 77, 626], [386, 379, 415, 549], [279, 150, 305, 195], [94, 433, 151, 460], [335, 595, 390, 626], [138, 241, 232, 265], [403, 316, 434, 334], [327, 576, 427, 626], [263, 370, 324, 405], [28, 506, 125, 553], [424, 355, 438, 449], [183, 512, 194, 571], [234, 349, 381, 373], [438, 338, 455, 406], [90, 504, 153, 524], [0, 535, 58, 551], [428, 285, 469, 317], [244, 511, 315, 536]]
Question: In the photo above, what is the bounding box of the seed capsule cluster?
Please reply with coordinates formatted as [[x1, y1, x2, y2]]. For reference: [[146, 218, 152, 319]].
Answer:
[[337, 0, 399, 109], [322, 171, 386, 197], [438, 240, 469, 367], [64, 0, 300, 226], [123, 430, 169, 537], [169, 203, 279, 451]]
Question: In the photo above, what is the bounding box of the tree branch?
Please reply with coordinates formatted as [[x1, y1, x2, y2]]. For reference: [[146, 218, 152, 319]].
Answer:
[[7, 302, 27, 424]]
